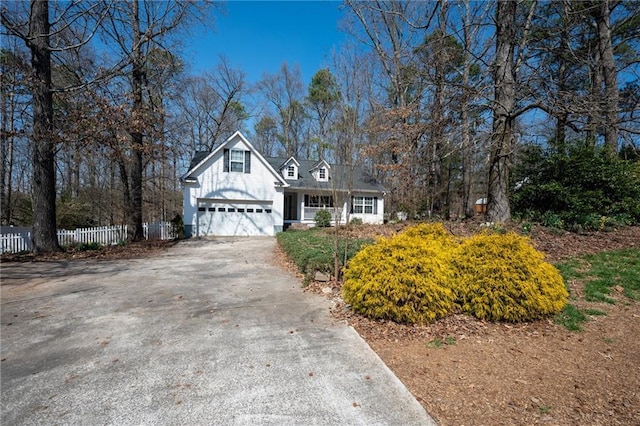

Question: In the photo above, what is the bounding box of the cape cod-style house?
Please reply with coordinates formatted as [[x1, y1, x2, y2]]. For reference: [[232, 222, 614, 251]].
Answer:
[[181, 131, 385, 237]]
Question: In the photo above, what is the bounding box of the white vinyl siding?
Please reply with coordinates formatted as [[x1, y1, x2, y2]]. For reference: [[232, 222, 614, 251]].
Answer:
[[183, 133, 285, 236]]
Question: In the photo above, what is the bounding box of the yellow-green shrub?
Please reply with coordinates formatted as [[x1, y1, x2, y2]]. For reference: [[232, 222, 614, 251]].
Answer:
[[450, 232, 568, 322], [342, 223, 456, 324]]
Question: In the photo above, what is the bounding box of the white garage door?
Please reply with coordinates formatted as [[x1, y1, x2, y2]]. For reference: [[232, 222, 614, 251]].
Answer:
[[196, 200, 274, 236]]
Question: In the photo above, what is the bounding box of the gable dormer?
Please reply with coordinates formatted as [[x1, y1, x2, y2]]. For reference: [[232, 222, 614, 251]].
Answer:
[[280, 157, 300, 180], [310, 159, 330, 182]]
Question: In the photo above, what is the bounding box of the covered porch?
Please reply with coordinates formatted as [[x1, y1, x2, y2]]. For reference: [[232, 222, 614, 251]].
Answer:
[[283, 191, 345, 225]]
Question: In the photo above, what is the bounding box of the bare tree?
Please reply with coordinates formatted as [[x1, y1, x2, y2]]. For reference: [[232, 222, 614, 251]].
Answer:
[[97, 0, 214, 240], [256, 63, 308, 158], [0, 46, 30, 226], [177, 56, 248, 152], [591, 0, 620, 152], [253, 115, 279, 157], [1, 1, 60, 251], [487, 0, 537, 223], [487, 0, 518, 223], [1, 0, 112, 249]]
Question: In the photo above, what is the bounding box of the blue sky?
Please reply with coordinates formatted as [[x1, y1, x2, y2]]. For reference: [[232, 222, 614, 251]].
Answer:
[[185, 1, 347, 84]]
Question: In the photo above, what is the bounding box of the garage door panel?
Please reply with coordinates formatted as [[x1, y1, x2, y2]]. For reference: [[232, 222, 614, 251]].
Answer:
[[197, 201, 274, 236]]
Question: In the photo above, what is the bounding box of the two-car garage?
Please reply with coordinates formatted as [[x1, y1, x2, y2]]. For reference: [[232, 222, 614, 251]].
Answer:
[[196, 199, 275, 237]]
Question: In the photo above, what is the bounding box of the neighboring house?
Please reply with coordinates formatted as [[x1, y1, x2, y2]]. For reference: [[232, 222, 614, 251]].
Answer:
[[181, 131, 385, 237]]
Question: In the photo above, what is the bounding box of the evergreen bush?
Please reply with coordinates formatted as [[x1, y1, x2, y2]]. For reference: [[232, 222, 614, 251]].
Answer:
[[314, 209, 332, 227], [342, 223, 457, 324], [342, 223, 569, 324], [349, 217, 363, 225], [450, 232, 568, 322], [511, 144, 640, 230]]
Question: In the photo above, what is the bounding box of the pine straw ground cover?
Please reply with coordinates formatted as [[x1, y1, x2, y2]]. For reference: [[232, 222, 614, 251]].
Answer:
[[300, 223, 640, 426]]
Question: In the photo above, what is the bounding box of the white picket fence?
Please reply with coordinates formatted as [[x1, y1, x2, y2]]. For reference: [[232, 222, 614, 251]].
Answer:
[[0, 222, 175, 254]]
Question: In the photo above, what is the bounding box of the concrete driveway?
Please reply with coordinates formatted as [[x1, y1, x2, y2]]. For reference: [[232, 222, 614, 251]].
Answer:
[[1, 238, 435, 425]]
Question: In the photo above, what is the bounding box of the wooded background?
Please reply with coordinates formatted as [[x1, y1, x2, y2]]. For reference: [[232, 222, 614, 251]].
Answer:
[[1, 0, 639, 252]]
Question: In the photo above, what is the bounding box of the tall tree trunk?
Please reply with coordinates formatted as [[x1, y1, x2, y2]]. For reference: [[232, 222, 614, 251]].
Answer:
[[28, 0, 61, 252], [129, 0, 144, 241], [461, 0, 476, 219], [0, 56, 8, 225], [593, 0, 619, 153], [487, 0, 516, 223], [587, 47, 603, 148]]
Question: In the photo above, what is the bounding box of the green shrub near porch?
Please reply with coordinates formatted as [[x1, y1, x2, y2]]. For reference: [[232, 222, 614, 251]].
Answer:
[[276, 227, 372, 278]]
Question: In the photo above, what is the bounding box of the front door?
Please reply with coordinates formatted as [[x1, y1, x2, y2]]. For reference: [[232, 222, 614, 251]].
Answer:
[[284, 193, 297, 221]]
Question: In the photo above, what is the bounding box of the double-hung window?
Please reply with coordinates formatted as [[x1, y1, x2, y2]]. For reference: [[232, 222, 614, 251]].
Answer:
[[287, 165, 295, 178], [223, 148, 251, 173], [305, 195, 334, 208], [318, 167, 326, 180], [352, 196, 376, 214], [230, 150, 244, 172]]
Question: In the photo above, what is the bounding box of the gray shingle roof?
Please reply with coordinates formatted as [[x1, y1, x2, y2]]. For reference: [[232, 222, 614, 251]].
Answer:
[[265, 157, 385, 193], [185, 149, 385, 194], [188, 151, 210, 171]]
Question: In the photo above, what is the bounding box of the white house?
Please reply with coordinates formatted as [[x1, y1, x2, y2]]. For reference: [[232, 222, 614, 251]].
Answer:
[[181, 131, 385, 237]]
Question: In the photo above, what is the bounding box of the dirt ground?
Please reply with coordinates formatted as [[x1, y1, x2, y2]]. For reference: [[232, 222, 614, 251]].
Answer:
[[4, 224, 639, 425], [309, 223, 640, 426]]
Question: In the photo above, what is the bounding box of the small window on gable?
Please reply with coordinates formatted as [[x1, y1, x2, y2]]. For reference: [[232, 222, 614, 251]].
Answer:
[[224, 148, 251, 173], [319, 167, 326, 180], [230, 150, 244, 172], [287, 165, 295, 178]]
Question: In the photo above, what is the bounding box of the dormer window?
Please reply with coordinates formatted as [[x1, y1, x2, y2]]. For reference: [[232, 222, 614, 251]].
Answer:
[[311, 160, 330, 182], [319, 167, 326, 180], [281, 157, 299, 180]]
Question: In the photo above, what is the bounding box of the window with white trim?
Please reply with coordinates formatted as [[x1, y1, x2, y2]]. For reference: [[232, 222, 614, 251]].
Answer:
[[230, 150, 244, 172], [352, 196, 376, 214], [305, 194, 334, 207], [318, 167, 326, 180], [287, 165, 295, 177]]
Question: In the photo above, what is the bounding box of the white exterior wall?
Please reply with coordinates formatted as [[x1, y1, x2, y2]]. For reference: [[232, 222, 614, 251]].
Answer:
[[183, 136, 285, 236], [294, 192, 384, 225], [349, 195, 384, 224]]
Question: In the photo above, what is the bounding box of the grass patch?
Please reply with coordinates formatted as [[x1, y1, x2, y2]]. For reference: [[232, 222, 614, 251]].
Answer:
[[581, 249, 640, 302], [427, 336, 456, 348], [555, 304, 588, 331], [276, 227, 372, 280], [554, 304, 606, 331], [555, 248, 639, 330]]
